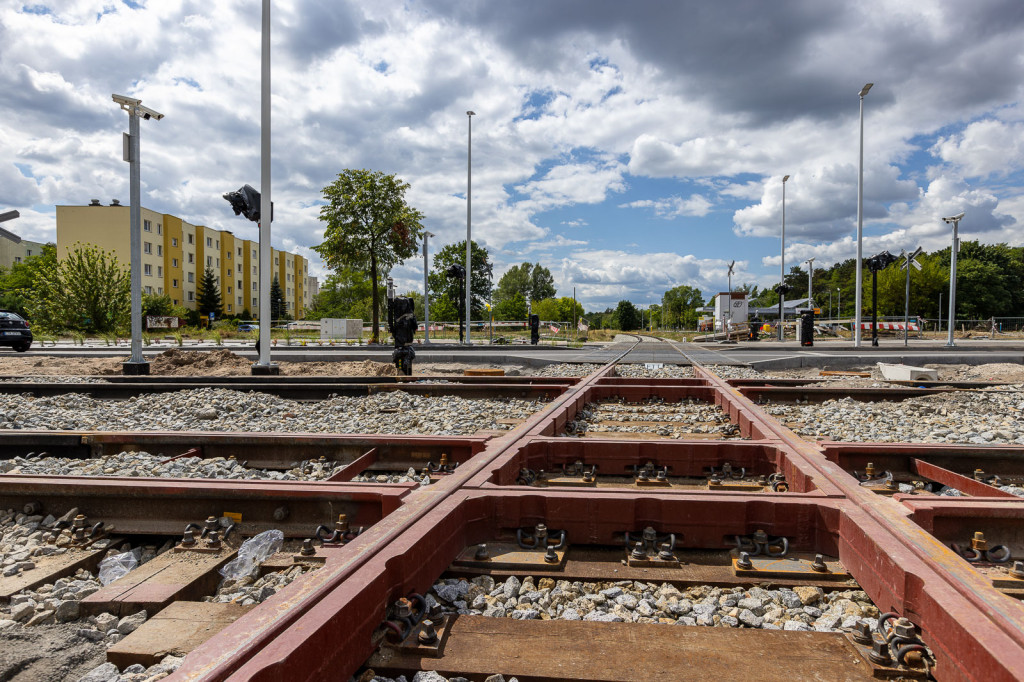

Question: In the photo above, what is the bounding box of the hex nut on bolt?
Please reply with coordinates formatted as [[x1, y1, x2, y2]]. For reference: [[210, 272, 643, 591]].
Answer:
[[273, 506, 289, 522], [474, 544, 489, 560], [300, 538, 316, 556], [851, 621, 872, 645], [736, 551, 753, 570], [544, 546, 559, 564], [810, 554, 829, 573], [1009, 561, 1024, 580], [868, 633, 892, 665], [418, 620, 438, 645], [892, 617, 916, 639]]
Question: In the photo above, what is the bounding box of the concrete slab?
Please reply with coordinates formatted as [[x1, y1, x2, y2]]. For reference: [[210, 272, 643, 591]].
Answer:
[[106, 600, 254, 668], [877, 362, 939, 381]]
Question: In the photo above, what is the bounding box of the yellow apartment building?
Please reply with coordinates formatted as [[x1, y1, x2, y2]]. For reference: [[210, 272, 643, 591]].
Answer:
[[55, 201, 313, 319]]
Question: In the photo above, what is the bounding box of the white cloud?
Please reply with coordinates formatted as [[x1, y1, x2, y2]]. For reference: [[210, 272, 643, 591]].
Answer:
[[619, 194, 713, 218], [931, 118, 1024, 179]]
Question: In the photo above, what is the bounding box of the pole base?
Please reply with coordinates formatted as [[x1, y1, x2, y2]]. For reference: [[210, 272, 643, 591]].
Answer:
[[122, 361, 151, 376], [251, 363, 281, 376]]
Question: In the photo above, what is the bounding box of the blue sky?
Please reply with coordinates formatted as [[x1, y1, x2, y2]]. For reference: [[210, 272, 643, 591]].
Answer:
[[2, 1, 1024, 311]]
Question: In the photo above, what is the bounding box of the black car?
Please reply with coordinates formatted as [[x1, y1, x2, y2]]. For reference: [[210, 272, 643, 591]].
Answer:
[[0, 311, 32, 352]]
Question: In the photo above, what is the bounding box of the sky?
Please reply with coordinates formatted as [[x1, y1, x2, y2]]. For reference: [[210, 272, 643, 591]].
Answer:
[[2, 1, 1024, 312]]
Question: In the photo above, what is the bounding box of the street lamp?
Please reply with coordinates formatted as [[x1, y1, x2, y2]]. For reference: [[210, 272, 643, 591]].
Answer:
[[0, 210, 19, 225], [778, 174, 790, 341], [943, 212, 965, 347], [465, 110, 475, 345], [256, 0, 275, 374], [423, 231, 435, 343], [113, 93, 163, 376], [854, 82, 873, 347], [805, 257, 815, 307]]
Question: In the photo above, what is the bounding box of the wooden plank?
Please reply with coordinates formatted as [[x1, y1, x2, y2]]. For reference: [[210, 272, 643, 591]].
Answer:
[[465, 369, 505, 376], [369, 616, 876, 681], [0, 548, 105, 602], [106, 601, 254, 668], [81, 548, 236, 617]]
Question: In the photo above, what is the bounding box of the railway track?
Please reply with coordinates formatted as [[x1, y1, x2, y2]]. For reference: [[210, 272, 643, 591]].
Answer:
[[0, 339, 1020, 680]]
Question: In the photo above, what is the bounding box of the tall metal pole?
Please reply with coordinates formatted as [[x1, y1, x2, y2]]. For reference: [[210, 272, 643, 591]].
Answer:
[[944, 214, 963, 347], [465, 110, 475, 345], [855, 83, 873, 347], [257, 0, 273, 369], [805, 257, 814, 306], [423, 232, 433, 344], [938, 292, 943, 334], [128, 109, 143, 366], [904, 256, 911, 347], [778, 175, 789, 341], [837, 289, 841, 322]]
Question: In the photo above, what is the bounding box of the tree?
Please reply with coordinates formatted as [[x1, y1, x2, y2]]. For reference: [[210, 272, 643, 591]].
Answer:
[[306, 267, 373, 321], [428, 240, 493, 320], [142, 292, 174, 317], [613, 300, 640, 331], [270, 275, 286, 320], [662, 285, 705, 329], [493, 292, 528, 321], [532, 296, 584, 323], [314, 169, 424, 343], [0, 243, 56, 318], [197, 267, 222, 319], [29, 243, 129, 333], [494, 262, 556, 305]]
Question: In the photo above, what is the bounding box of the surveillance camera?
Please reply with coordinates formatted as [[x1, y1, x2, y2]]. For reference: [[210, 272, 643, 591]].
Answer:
[[942, 212, 965, 223], [137, 104, 165, 121], [112, 93, 141, 107]]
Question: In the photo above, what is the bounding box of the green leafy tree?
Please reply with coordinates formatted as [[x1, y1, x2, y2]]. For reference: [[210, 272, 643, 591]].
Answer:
[[494, 262, 556, 305], [307, 267, 373, 321], [142, 292, 174, 317], [270, 275, 286, 320], [428, 240, 492, 320], [0, 243, 56, 317], [314, 169, 424, 342], [494, 292, 528, 321], [662, 285, 705, 328], [613, 300, 640, 331], [29, 243, 129, 333], [197, 267, 222, 320]]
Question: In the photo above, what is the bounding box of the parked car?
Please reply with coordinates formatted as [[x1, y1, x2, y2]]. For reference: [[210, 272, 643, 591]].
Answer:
[[0, 311, 32, 352], [238, 322, 259, 332]]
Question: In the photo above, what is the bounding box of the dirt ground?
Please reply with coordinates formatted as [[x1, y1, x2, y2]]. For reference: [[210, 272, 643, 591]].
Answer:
[[760, 362, 1024, 383], [0, 349, 529, 378]]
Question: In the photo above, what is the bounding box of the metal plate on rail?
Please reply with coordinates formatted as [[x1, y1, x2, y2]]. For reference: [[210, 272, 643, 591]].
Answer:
[[731, 551, 851, 580], [452, 542, 567, 571]]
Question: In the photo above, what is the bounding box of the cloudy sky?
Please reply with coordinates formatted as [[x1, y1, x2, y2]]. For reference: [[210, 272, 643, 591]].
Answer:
[[2, 1, 1024, 311]]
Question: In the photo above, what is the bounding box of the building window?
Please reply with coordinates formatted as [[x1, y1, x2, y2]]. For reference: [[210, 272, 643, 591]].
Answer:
[[216, 240, 219, 248], [188, 234, 194, 245], [252, 266, 257, 275], [144, 242, 152, 254], [13, 257, 20, 264], [157, 224, 162, 235], [216, 258, 220, 267], [227, 304, 232, 312], [157, 245, 162, 256], [274, 257, 279, 266], [227, 252, 231, 260], [172, 258, 178, 267], [172, 237, 178, 247], [145, 286, 152, 294], [158, 287, 163, 294], [237, 280, 242, 289], [227, 286, 232, 294], [206, 256, 212, 267], [173, 299, 178, 305], [227, 269, 232, 277], [188, 272, 194, 283], [157, 266, 163, 277], [172, 279, 179, 288], [237, 247, 242, 257], [237, 296, 242, 305], [252, 282, 257, 291], [144, 264, 152, 276], [144, 220, 152, 232], [206, 237, 212, 247], [188, 292, 194, 302], [252, 297, 257, 307], [26, 250, 31, 256]]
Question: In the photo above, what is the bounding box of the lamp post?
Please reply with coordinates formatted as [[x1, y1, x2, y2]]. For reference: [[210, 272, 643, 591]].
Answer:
[[943, 212, 964, 347], [465, 110, 475, 345], [113, 93, 163, 376], [828, 290, 832, 321], [423, 231, 435, 343], [836, 288, 841, 322], [0, 210, 19, 225], [805, 257, 815, 307], [854, 82, 873, 347], [938, 292, 943, 333], [778, 174, 790, 341]]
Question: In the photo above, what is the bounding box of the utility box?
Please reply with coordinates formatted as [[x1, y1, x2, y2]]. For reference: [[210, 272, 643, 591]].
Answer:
[[320, 318, 363, 340], [713, 292, 748, 332]]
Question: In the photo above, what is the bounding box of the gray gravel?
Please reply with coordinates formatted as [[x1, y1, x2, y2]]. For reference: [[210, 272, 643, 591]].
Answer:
[[535, 363, 601, 377], [0, 376, 109, 384], [0, 451, 350, 481], [425, 576, 877, 633], [567, 398, 743, 439], [352, 468, 432, 485], [615, 364, 693, 378], [78, 655, 183, 682], [707, 365, 762, 379], [205, 564, 312, 606], [0, 388, 544, 435], [764, 389, 1024, 444]]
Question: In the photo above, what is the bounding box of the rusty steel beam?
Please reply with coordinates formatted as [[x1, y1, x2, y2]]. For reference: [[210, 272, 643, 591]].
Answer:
[[738, 385, 960, 404]]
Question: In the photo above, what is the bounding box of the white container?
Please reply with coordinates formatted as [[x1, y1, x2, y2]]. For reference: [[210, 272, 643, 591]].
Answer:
[[320, 318, 363, 340], [877, 363, 938, 382], [713, 293, 748, 332]]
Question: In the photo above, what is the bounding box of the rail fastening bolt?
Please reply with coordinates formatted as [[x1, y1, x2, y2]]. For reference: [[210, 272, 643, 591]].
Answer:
[[851, 621, 872, 645], [73, 514, 87, 529], [971, 531, 988, 551], [753, 529, 768, 544], [418, 620, 438, 645], [544, 546, 559, 564], [736, 551, 753, 570], [631, 541, 647, 561], [810, 554, 829, 573], [865, 462, 876, 478], [300, 538, 316, 556], [658, 545, 674, 561], [974, 468, 985, 480], [395, 598, 413, 619], [207, 531, 221, 549], [1010, 561, 1024, 580], [892, 617, 916, 639], [867, 633, 892, 665], [22, 502, 41, 515], [181, 529, 196, 546], [336, 514, 349, 532], [205, 516, 219, 531], [273, 506, 289, 521], [474, 544, 489, 560], [656, 469, 667, 481]]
